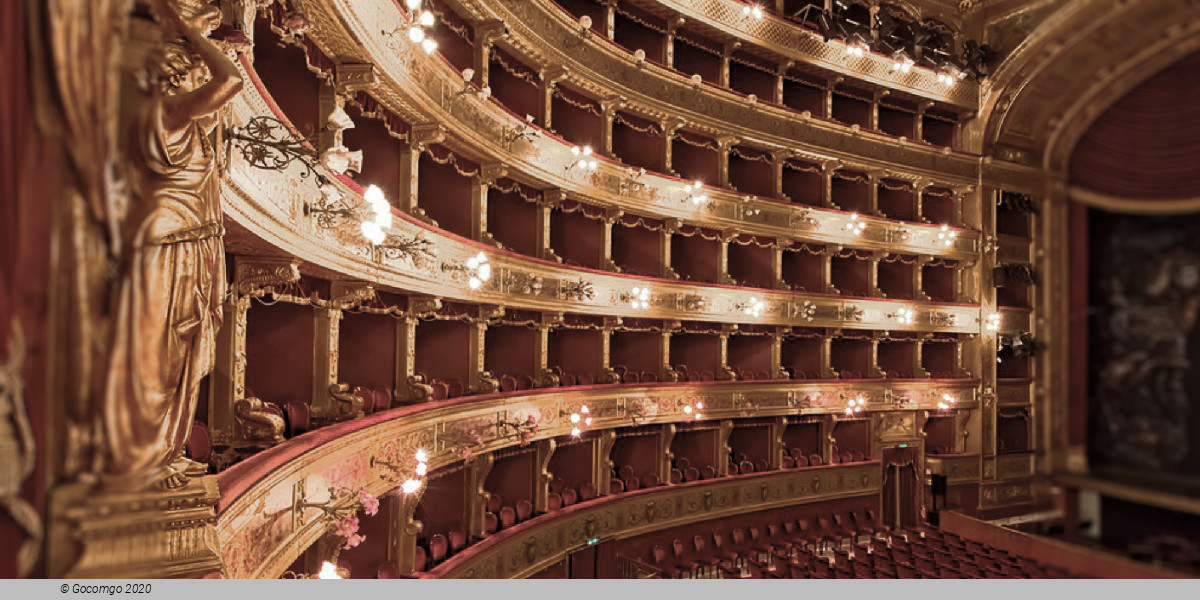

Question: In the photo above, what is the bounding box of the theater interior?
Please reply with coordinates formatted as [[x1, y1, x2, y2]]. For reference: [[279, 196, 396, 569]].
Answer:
[[3, 0, 1200, 580]]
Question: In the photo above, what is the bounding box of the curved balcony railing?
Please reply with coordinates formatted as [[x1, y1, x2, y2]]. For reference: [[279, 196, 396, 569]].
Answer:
[[214, 378, 975, 578], [227, 56, 983, 332], [430, 460, 882, 578], [297, 0, 982, 185]]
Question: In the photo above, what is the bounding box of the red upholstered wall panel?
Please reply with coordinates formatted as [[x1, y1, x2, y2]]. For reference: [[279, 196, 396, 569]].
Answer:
[[548, 438, 596, 490], [671, 429, 719, 470], [486, 450, 536, 506], [414, 320, 471, 383], [485, 326, 537, 378], [610, 331, 661, 373], [245, 302, 315, 404], [252, 19, 320, 133], [548, 329, 602, 376], [1070, 51, 1200, 199], [417, 468, 467, 540], [339, 312, 397, 390]]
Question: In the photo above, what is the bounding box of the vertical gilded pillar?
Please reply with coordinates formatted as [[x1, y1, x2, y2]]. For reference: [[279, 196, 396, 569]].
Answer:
[[824, 76, 841, 120], [658, 424, 677, 484], [660, 320, 678, 380], [771, 238, 787, 289], [473, 20, 506, 90], [662, 119, 683, 177], [600, 97, 626, 157], [397, 123, 444, 225], [603, 0, 617, 38], [769, 418, 786, 470], [718, 323, 738, 380], [773, 61, 792, 105], [600, 207, 622, 272], [771, 327, 787, 379], [770, 152, 786, 199], [717, 420, 734, 477], [717, 136, 736, 189], [819, 333, 838, 378], [472, 164, 506, 247], [594, 430, 617, 496], [718, 229, 737, 285], [536, 313, 563, 386], [868, 250, 886, 298], [465, 452, 495, 539], [915, 256, 932, 301], [311, 304, 341, 418], [386, 485, 425, 576], [866, 171, 881, 216], [664, 18, 684, 69], [533, 439, 556, 512], [871, 90, 886, 132], [720, 42, 740, 88], [661, 218, 680, 279]]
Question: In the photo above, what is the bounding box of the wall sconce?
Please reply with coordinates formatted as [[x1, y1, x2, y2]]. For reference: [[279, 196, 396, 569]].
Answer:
[[937, 393, 957, 410], [891, 307, 914, 325], [690, 73, 703, 87], [498, 414, 540, 446], [845, 39, 868, 58], [620, 167, 647, 195], [623, 286, 651, 309], [578, 15, 593, 33], [892, 227, 911, 242], [740, 296, 766, 317], [229, 112, 358, 178], [742, 4, 765, 19], [844, 395, 865, 415], [680, 399, 704, 421], [567, 145, 598, 172], [683, 181, 709, 206], [937, 224, 957, 247], [371, 448, 429, 495], [455, 68, 491, 100], [372, 232, 435, 264], [465, 252, 492, 290], [845, 213, 866, 235], [633, 49, 647, 64], [562, 405, 593, 437], [503, 114, 539, 146], [742, 195, 762, 217], [984, 311, 1001, 333], [890, 51, 914, 74]]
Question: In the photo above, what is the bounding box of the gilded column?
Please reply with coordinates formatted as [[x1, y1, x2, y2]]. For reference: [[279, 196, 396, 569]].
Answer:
[[719, 42, 740, 88], [915, 256, 932, 301], [397, 295, 441, 404], [600, 207, 623, 272], [771, 238, 787, 289], [819, 333, 838, 378], [469, 306, 503, 394], [472, 20, 506, 90], [386, 485, 425, 575], [664, 18, 685, 70], [536, 313, 563, 387], [824, 76, 841, 120], [717, 420, 734, 477], [868, 250, 886, 298], [600, 96, 626, 157], [538, 66, 569, 129], [397, 123, 445, 225], [717, 324, 738, 380], [769, 418, 786, 470], [773, 61, 792, 105], [473, 163, 506, 247], [594, 430, 617, 495], [657, 424, 677, 484], [465, 452, 495, 539], [602, 0, 617, 38], [311, 304, 341, 419], [662, 119, 684, 177], [533, 439, 556, 512], [661, 218, 680, 279], [659, 322, 676, 381], [717, 136, 737, 189], [770, 152, 786, 199], [717, 229, 737, 285], [771, 327, 786, 379], [539, 189, 564, 263], [867, 171, 882, 216]]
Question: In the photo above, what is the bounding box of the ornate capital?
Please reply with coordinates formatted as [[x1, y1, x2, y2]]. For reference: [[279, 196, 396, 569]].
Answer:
[[334, 63, 378, 93], [234, 257, 301, 297]]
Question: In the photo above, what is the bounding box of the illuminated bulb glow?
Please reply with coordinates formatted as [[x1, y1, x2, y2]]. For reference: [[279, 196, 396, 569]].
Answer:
[[401, 478, 423, 494], [418, 10, 434, 26], [415, 448, 428, 463], [570, 413, 581, 424], [629, 287, 651, 309], [985, 312, 1002, 333], [845, 213, 867, 235], [683, 405, 693, 414], [408, 26, 425, 43], [421, 38, 438, 54], [415, 462, 428, 476], [571, 427, 582, 437], [744, 297, 765, 317], [317, 561, 343, 579], [937, 224, 957, 247], [405, 0, 422, 10]]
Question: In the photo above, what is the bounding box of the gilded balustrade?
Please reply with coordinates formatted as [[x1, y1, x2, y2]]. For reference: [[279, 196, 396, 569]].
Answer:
[[614, 0, 977, 107], [295, 0, 993, 190], [436, 461, 883, 579], [225, 58, 984, 332], [214, 378, 973, 578]]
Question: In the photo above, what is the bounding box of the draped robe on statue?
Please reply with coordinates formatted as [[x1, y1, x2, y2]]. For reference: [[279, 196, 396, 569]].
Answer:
[[104, 87, 225, 489]]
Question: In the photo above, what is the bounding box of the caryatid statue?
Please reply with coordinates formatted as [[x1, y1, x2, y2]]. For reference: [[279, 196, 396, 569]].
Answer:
[[104, 0, 244, 490]]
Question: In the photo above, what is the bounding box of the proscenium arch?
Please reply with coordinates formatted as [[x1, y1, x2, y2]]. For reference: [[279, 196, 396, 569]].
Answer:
[[981, 0, 1200, 181]]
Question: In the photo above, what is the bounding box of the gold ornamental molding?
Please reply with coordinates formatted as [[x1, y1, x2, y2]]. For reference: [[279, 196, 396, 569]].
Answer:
[[224, 63, 984, 333], [983, 0, 1200, 169], [1067, 186, 1200, 216], [295, 0, 985, 186], [261, 5, 990, 258], [436, 462, 882, 578], [632, 0, 976, 106], [215, 379, 977, 578], [925, 453, 982, 485]]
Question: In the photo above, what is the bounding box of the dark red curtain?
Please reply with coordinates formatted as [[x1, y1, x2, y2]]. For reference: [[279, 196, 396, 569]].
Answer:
[[1069, 51, 1200, 199]]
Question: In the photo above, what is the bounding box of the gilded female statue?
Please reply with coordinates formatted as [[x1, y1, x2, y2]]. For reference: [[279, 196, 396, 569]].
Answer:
[[104, 0, 243, 489]]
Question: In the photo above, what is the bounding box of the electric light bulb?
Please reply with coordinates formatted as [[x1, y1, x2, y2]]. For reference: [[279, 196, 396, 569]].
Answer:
[[582, 146, 593, 156], [683, 405, 693, 414], [421, 38, 438, 54], [579, 15, 592, 29], [405, 0, 422, 11], [581, 405, 590, 414], [415, 448, 428, 463], [477, 263, 492, 281], [408, 26, 425, 43], [401, 478, 423, 494], [415, 462, 428, 476], [361, 221, 385, 245], [570, 413, 581, 424], [317, 561, 343, 579], [695, 401, 703, 410], [418, 10, 434, 27], [584, 417, 592, 426], [373, 211, 392, 230], [467, 257, 479, 269], [462, 68, 475, 81], [468, 277, 482, 290], [571, 427, 582, 437], [634, 49, 646, 62]]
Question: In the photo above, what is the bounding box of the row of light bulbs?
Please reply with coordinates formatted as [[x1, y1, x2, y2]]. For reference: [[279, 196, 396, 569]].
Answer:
[[399, 0, 439, 54]]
